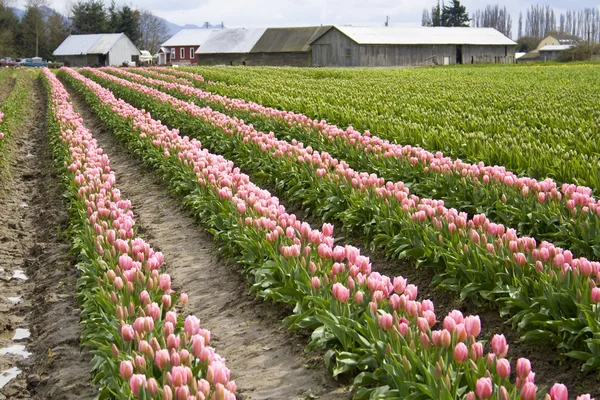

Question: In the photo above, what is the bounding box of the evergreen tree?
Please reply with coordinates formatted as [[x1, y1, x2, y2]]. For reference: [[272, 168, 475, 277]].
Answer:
[[441, 0, 470, 27], [71, 0, 106, 34], [0, 0, 20, 57], [431, 1, 442, 27], [46, 11, 69, 60], [19, 0, 47, 57], [115, 6, 140, 44]]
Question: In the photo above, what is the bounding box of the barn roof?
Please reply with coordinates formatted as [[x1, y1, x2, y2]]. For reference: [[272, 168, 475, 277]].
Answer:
[[161, 29, 216, 47], [326, 26, 516, 46], [250, 26, 332, 53], [53, 33, 126, 56], [196, 28, 267, 54], [539, 44, 573, 51]]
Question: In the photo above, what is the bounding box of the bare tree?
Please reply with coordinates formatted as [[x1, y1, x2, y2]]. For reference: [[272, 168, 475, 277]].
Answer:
[[421, 8, 432, 26], [471, 4, 512, 37], [138, 9, 169, 54]]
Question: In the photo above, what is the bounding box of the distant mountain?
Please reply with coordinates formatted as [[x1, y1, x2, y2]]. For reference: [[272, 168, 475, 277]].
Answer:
[[159, 17, 202, 35], [10, 5, 55, 20]]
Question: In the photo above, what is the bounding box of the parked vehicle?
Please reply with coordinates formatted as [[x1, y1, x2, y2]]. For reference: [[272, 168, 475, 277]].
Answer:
[[0, 57, 16, 67], [17, 57, 48, 67]]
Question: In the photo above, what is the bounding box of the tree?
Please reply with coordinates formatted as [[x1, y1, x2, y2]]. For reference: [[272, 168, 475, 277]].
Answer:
[[19, 0, 47, 57], [70, 0, 106, 34], [431, 1, 442, 27], [518, 12, 523, 38], [46, 10, 69, 60], [0, 0, 20, 57], [516, 36, 539, 52], [138, 10, 169, 53], [471, 4, 512, 37], [441, 0, 469, 27], [421, 9, 432, 27]]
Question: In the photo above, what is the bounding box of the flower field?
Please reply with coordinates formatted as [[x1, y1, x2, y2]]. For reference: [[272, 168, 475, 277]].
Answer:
[[0, 64, 599, 399]]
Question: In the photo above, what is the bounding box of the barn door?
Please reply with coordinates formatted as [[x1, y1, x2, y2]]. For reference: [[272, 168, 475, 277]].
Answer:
[[312, 44, 332, 67], [456, 45, 463, 64]]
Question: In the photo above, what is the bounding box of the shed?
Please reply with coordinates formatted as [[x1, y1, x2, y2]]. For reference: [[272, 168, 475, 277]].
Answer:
[[159, 29, 217, 65], [196, 28, 266, 66], [53, 33, 140, 67], [310, 26, 516, 67]]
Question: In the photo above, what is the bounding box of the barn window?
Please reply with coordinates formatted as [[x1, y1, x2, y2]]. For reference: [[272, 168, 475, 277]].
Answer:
[[171, 48, 175, 59], [345, 48, 351, 57], [180, 48, 185, 59], [190, 48, 195, 59]]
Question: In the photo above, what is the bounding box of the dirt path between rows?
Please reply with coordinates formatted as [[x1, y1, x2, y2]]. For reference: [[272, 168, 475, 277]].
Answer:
[[0, 75, 95, 399], [63, 80, 349, 399], [0, 76, 16, 105]]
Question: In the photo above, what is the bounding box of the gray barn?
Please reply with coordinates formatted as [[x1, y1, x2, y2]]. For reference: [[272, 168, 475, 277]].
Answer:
[[310, 26, 516, 67], [195, 26, 331, 66], [53, 33, 140, 67]]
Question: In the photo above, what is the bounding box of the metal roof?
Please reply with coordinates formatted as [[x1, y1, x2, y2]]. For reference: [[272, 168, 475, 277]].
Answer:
[[539, 44, 573, 51], [53, 33, 125, 56], [161, 29, 216, 47], [196, 28, 267, 54], [251, 26, 332, 53], [329, 26, 516, 46]]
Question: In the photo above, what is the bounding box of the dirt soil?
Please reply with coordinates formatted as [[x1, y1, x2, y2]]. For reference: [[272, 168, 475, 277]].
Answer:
[[0, 75, 96, 399], [63, 80, 350, 399]]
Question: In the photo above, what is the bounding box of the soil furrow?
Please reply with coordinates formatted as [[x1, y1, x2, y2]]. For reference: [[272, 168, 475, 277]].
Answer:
[[0, 76, 16, 106], [0, 76, 95, 399], [63, 79, 349, 399]]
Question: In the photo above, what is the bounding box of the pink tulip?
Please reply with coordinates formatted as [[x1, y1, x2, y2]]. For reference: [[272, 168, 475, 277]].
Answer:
[[549, 383, 568, 400], [147, 377, 159, 396], [496, 358, 511, 379], [491, 334, 508, 357], [120, 360, 133, 379], [516, 358, 531, 379], [121, 324, 135, 342], [520, 382, 537, 400], [380, 313, 393, 330], [475, 377, 493, 399], [155, 349, 170, 369], [453, 342, 468, 362], [129, 374, 147, 396], [592, 287, 600, 303], [464, 315, 481, 337]]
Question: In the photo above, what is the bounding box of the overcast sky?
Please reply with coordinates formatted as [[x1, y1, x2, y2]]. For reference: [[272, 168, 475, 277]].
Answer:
[[12, 0, 600, 38]]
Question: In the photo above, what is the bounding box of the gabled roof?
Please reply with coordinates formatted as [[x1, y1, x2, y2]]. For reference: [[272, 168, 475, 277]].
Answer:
[[251, 26, 332, 53], [161, 29, 216, 47], [196, 28, 266, 54], [53, 33, 127, 56], [322, 26, 516, 46], [539, 44, 573, 52]]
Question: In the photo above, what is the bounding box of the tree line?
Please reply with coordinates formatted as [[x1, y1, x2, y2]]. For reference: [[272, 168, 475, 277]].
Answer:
[[422, 2, 600, 50], [0, 0, 169, 61]]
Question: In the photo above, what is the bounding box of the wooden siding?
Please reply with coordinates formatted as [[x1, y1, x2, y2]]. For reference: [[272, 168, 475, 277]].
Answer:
[[197, 52, 311, 67]]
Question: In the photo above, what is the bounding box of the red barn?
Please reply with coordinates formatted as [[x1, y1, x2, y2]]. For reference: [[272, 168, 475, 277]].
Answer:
[[157, 29, 216, 65]]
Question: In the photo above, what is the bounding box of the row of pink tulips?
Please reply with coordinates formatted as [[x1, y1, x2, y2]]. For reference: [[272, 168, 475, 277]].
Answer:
[[90, 67, 600, 295], [0, 111, 5, 139], [145, 66, 600, 217], [63, 66, 594, 398], [42, 68, 236, 400]]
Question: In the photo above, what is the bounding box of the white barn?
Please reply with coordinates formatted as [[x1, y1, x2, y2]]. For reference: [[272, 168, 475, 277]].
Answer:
[[53, 33, 140, 67]]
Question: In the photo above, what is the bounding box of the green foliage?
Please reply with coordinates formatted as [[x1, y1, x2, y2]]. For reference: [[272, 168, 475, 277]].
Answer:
[[441, 0, 470, 27], [71, 0, 107, 34], [187, 65, 600, 191], [516, 35, 540, 52]]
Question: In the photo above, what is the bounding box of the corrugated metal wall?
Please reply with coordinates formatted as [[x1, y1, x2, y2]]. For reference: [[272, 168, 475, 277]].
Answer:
[[197, 52, 311, 66], [107, 36, 140, 66]]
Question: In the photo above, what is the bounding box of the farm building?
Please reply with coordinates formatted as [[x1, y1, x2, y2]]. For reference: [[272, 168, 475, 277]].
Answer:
[[195, 26, 331, 66], [518, 33, 580, 63], [196, 28, 267, 66], [310, 26, 516, 67], [247, 26, 332, 66], [157, 29, 217, 65], [53, 33, 140, 67]]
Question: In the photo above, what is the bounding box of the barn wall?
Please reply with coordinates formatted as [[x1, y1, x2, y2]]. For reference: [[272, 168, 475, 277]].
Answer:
[[312, 28, 516, 67], [197, 52, 311, 66], [55, 55, 101, 67], [168, 46, 198, 64], [461, 45, 516, 64], [108, 36, 141, 66]]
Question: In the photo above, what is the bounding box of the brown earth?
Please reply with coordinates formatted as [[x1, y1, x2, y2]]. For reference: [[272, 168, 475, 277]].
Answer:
[[0, 74, 96, 399], [63, 79, 351, 399]]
